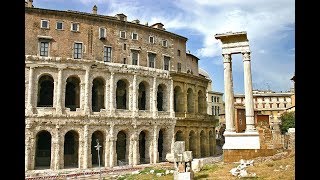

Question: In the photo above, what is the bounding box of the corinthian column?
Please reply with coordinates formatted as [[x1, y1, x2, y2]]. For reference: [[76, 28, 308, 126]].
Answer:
[[84, 68, 91, 114], [26, 67, 35, 114], [243, 52, 256, 131], [56, 68, 63, 114], [223, 54, 235, 132]]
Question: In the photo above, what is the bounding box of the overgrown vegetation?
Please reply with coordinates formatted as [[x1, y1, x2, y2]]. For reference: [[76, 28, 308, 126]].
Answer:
[[279, 111, 295, 134]]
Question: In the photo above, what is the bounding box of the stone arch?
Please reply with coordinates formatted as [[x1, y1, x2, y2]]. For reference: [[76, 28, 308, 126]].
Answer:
[[138, 130, 151, 164], [37, 74, 54, 107], [157, 84, 168, 111], [116, 130, 128, 165], [200, 130, 206, 157], [92, 77, 105, 112], [64, 130, 79, 168], [138, 81, 150, 110], [198, 90, 205, 114], [175, 130, 184, 141], [91, 130, 104, 167], [116, 79, 129, 109], [65, 76, 81, 111], [209, 130, 214, 156], [35, 130, 51, 169], [174, 86, 183, 112], [189, 130, 197, 156], [187, 88, 194, 113]]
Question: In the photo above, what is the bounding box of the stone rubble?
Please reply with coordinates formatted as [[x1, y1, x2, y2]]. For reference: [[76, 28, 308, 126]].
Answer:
[[229, 159, 256, 178]]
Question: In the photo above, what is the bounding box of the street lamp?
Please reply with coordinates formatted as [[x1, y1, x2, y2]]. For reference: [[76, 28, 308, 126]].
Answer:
[[94, 139, 102, 180]]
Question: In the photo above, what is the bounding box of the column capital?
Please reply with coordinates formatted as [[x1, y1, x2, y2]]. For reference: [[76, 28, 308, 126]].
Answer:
[[242, 52, 251, 61], [222, 54, 232, 63]]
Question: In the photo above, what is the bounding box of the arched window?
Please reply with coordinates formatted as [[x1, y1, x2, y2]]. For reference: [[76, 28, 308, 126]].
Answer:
[[65, 76, 80, 111], [116, 80, 128, 109], [92, 78, 105, 112], [37, 75, 54, 107]]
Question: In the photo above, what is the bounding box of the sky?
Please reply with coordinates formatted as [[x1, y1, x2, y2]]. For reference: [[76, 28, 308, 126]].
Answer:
[[32, 0, 295, 94]]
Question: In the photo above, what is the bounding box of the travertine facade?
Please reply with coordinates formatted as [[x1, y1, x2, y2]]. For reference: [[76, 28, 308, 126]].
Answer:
[[25, 1, 217, 173]]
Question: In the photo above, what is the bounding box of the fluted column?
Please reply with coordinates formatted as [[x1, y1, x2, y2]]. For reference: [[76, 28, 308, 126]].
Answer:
[[56, 68, 63, 114], [169, 79, 175, 117], [84, 68, 91, 114], [26, 67, 35, 114], [109, 72, 115, 113], [152, 77, 158, 117], [132, 74, 137, 116], [223, 54, 235, 132], [243, 52, 256, 132]]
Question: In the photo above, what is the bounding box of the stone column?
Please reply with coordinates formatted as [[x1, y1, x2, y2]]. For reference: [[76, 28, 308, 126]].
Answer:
[[169, 126, 175, 154], [243, 52, 256, 132], [84, 68, 91, 114], [82, 125, 89, 168], [56, 68, 64, 114], [25, 126, 32, 171], [109, 72, 115, 114], [109, 125, 116, 167], [195, 85, 199, 113], [104, 82, 109, 111], [132, 74, 138, 116], [26, 67, 35, 114], [152, 126, 159, 163], [131, 132, 139, 165], [223, 54, 235, 132], [169, 79, 175, 117], [152, 77, 158, 117], [52, 126, 61, 170], [183, 83, 187, 113], [104, 131, 109, 167]]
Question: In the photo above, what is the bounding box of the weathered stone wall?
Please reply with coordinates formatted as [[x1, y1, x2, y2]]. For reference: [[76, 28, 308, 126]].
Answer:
[[223, 149, 277, 163]]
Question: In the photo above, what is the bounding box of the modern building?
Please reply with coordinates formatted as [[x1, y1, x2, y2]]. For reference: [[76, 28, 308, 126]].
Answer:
[[25, 0, 217, 173]]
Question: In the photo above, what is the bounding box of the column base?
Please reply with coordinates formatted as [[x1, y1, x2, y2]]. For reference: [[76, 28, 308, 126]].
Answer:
[[223, 131, 260, 149]]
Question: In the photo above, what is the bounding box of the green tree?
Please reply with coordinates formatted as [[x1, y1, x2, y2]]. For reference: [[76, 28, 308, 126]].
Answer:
[[279, 111, 295, 134]]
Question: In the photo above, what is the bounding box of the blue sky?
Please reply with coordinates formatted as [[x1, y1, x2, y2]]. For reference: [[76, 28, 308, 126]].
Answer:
[[32, 0, 295, 94]]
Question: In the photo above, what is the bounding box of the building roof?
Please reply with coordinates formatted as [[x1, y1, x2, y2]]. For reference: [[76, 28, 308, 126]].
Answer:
[[208, 91, 223, 95], [234, 92, 293, 97], [198, 68, 211, 80]]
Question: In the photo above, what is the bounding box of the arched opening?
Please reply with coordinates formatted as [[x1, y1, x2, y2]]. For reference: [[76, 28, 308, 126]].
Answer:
[[200, 130, 206, 157], [91, 131, 104, 167], [37, 75, 54, 107], [116, 80, 128, 109], [174, 86, 183, 112], [198, 90, 205, 114], [35, 130, 51, 169], [187, 88, 194, 113], [158, 129, 164, 162], [175, 130, 184, 141], [189, 131, 196, 157], [116, 131, 127, 165], [65, 76, 80, 111], [139, 131, 147, 164], [92, 78, 105, 112], [64, 130, 79, 168], [209, 130, 214, 156], [157, 84, 167, 111], [138, 82, 149, 110]]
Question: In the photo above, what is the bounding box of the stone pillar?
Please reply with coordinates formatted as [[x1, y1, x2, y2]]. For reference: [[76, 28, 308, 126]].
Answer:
[[109, 125, 116, 167], [169, 126, 175, 154], [196, 132, 201, 158], [152, 126, 159, 163], [82, 125, 89, 168], [152, 77, 158, 117], [243, 52, 256, 132], [132, 74, 138, 116], [104, 131, 109, 167], [84, 68, 91, 114], [52, 126, 61, 170], [183, 83, 188, 113], [131, 132, 139, 165], [25, 126, 33, 171], [109, 72, 115, 113], [26, 67, 35, 114], [223, 54, 235, 132], [56, 68, 64, 114], [195, 85, 198, 113], [169, 79, 175, 117]]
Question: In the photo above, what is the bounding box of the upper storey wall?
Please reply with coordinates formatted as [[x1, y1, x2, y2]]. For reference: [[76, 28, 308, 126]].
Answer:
[[25, 7, 190, 72]]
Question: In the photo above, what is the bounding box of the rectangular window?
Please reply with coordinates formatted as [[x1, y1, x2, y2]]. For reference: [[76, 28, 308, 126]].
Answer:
[[99, 27, 106, 39], [104, 46, 111, 62], [217, 107, 220, 115], [132, 32, 138, 40], [162, 40, 167, 47], [148, 53, 156, 68], [120, 31, 126, 38], [212, 106, 215, 115], [71, 23, 79, 32], [270, 103, 272, 108], [74, 43, 82, 59], [123, 58, 127, 64], [277, 103, 280, 108], [262, 103, 265, 108], [56, 22, 63, 30], [132, 51, 138, 65], [40, 41, 49, 57], [177, 50, 181, 56], [177, 62, 181, 72], [211, 96, 214, 102], [217, 97, 220, 103], [164, 56, 170, 70], [149, 36, 154, 43], [41, 20, 49, 29], [124, 44, 126, 50], [284, 103, 287, 108]]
